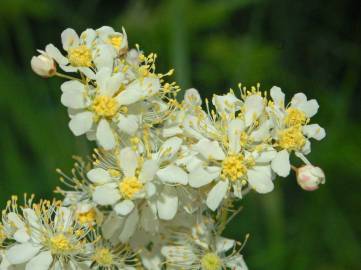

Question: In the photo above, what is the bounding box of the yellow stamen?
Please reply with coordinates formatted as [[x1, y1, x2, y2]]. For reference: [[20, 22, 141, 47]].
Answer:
[[93, 248, 113, 266], [278, 126, 306, 150], [92, 96, 119, 118], [68, 45, 92, 67], [221, 154, 253, 182], [50, 234, 74, 254], [119, 177, 143, 199], [284, 108, 307, 127], [77, 208, 96, 225], [201, 253, 222, 270]]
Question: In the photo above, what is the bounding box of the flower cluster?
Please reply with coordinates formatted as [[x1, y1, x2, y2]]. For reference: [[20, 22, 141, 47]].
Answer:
[[0, 26, 326, 269]]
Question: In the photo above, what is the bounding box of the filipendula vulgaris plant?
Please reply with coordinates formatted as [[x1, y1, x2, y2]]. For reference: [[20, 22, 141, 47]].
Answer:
[[0, 26, 326, 270]]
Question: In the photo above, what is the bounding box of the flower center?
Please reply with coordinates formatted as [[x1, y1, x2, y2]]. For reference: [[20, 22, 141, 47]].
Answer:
[[221, 154, 252, 182], [77, 208, 96, 225], [50, 234, 74, 254], [68, 45, 92, 67], [119, 176, 143, 199], [201, 253, 222, 270], [92, 96, 119, 118], [108, 36, 123, 49], [278, 126, 306, 150], [284, 108, 307, 127], [93, 248, 113, 266]]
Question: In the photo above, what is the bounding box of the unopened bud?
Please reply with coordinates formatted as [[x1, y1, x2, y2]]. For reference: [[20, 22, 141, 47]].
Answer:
[[31, 54, 56, 78], [297, 165, 325, 191]]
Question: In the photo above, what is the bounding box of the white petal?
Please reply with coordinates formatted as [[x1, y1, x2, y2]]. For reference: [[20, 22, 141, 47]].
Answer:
[[250, 119, 272, 142], [253, 147, 277, 163], [119, 147, 138, 177], [93, 184, 120, 205], [192, 139, 225, 160], [303, 124, 326, 140], [93, 45, 115, 70], [119, 208, 139, 242], [25, 251, 52, 270], [81, 28, 97, 47], [60, 81, 87, 109], [270, 86, 285, 108], [96, 67, 112, 94], [157, 186, 178, 220], [206, 180, 229, 211], [96, 119, 116, 150], [117, 114, 139, 135], [244, 94, 264, 127], [45, 44, 68, 66], [212, 93, 242, 117], [188, 166, 220, 188], [7, 212, 25, 228], [114, 200, 135, 216], [116, 77, 160, 105], [6, 243, 41, 264], [291, 93, 307, 107], [139, 160, 159, 182], [87, 168, 112, 184], [228, 119, 245, 154], [298, 99, 319, 118], [247, 166, 274, 193], [271, 150, 291, 177], [69, 111, 93, 136], [159, 137, 183, 160], [156, 165, 188, 185], [78, 67, 96, 80], [61, 28, 79, 50], [14, 228, 30, 243], [216, 237, 235, 253], [184, 88, 202, 106]]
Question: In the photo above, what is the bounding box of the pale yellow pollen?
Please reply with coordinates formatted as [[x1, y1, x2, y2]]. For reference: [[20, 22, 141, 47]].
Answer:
[[68, 45, 92, 67], [49, 234, 74, 254], [108, 169, 121, 178], [76, 208, 96, 225], [119, 176, 143, 199], [284, 108, 307, 127], [108, 36, 123, 49], [0, 225, 6, 244], [201, 252, 222, 270], [92, 96, 119, 118], [278, 126, 306, 150], [93, 248, 113, 266], [221, 154, 251, 182]]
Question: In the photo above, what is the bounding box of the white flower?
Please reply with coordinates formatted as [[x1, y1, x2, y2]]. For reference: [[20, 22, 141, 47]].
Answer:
[[96, 26, 128, 55], [162, 226, 248, 270], [188, 115, 275, 210], [268, 86, 326, 177], [3, 201, 94, 270], [31, 52, 56, 77], [296, 164, 325, 191]]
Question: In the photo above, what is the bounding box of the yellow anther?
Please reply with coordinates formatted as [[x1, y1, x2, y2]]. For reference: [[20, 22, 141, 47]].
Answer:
[[221, 154, 250, 182], [92, 96, 119, 118], [201, 253, 222, 270], [50, 234, 74, 254], [284, 108, 307, 127], [119, 177, 143, 199], [68, 45, 92, 67], [93, 248, 113, 266], [77, 208, 96, 225], [278, 126, 306, 150]]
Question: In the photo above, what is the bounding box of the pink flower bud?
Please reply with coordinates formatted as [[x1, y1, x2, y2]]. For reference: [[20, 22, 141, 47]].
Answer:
[[296, 165, 325, 191], [31, 54, 56, 77]]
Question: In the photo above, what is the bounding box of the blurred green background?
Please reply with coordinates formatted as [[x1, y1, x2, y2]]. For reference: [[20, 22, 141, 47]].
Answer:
[[0, 0, 360, 269]]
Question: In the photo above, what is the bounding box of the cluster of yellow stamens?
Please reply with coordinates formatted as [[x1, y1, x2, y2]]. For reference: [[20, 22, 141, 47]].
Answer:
[[221, 154, 252, 182], [119, 176, 143, 199], [284, 108, 308, 127], [108, 36, 123, 50], [201, 252, 222, 270], [93, 248, 114, 266], [68, 45, 92, 67], [77, 208, 97, 225], [49, 234, 75, 254], [278, 126, 306, 150], [92, 96, 119, 118]]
